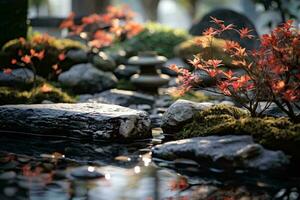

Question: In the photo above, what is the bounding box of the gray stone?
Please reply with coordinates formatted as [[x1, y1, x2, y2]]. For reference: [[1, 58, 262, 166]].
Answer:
[[114, 64, 139, 79], [3, 187, 17, 197], [58, 63, 117, 94], [0, 68, 34, 86], [0, 103, 152, 141], [79, 89, 155, 107], [152, 135, 289, 171], [0, 171, 17, 180], [161, 99, 214, 133], [66, 49, 88, 63], [92, 52, 116, 72]]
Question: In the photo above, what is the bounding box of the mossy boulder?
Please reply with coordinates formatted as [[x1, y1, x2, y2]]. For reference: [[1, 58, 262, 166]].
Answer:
[[177, 104, 300, 159], [1, 34, 87, 80], [174, 36, 233, 67], [0, 83, 75, 105], [122, 23, 190, 58]]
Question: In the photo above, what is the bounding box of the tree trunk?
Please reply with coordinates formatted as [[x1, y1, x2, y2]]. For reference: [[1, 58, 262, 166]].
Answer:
[[141, 0, 160, 21], [0, 0, 28, 47]]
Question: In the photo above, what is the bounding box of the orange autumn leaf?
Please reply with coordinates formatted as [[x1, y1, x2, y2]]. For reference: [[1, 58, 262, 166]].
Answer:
[[58, 53, 66, 61], [238, 27, 254, 39], [11, 59, 17, 65]]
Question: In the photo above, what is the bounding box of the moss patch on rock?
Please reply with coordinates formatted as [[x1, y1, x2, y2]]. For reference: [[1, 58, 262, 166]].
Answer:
[[0, 83, 75, 105], [177, 104, 300, 158]]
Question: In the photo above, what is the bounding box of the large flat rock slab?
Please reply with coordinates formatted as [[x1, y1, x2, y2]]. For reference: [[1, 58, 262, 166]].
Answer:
[[0, 103, 151, 141], [152, 135, 289, 171]]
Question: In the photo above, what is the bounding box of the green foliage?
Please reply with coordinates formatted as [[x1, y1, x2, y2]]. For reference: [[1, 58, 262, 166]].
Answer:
[[0, 83, 75, 105], [177, 104, 300, 158], [122, 22, 190, 58], [174, 36, 233, 66]]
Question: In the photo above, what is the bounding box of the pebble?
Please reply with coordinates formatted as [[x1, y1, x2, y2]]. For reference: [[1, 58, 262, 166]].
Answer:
[[17, 157, 31, 163], [70, 166, 104, 180], [3, 187, 18, 197], [275, 188, 287, 199], [0, 171, 17, 180], [289, 192, 299, 200]]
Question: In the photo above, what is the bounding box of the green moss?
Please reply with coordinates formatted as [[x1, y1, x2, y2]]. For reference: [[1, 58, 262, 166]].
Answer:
[[122, 22, 190, 58], [0, 83, 75, 105], [171, 91, 212, 102], [174, 36, 233, 67], [177, 104, 300, 158]]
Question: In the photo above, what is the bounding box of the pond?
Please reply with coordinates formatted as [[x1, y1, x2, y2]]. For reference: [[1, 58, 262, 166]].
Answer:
[[0, 131, 299, 200]]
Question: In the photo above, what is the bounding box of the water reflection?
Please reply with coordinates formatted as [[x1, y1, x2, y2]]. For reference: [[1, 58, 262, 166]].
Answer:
[[0, 134, 299, 200]]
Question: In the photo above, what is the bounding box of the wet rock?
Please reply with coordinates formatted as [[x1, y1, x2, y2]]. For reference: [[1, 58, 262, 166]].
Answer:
[[0, 68, 34, 86], [161, 99, 214, 133], [79, 89, 155, 107], [0, 103, 152, 141], [92, 52, 116, 72], [58, 63, 117, 94], [66, 49, 88, 63], [152, 135, 289, 171], [70, 166, 104, 180]]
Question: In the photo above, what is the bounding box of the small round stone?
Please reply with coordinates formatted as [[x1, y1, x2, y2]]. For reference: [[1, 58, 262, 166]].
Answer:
[[0, 171, 17, 180], [3, 187, 18, 197], [70, 166, 104, 180]]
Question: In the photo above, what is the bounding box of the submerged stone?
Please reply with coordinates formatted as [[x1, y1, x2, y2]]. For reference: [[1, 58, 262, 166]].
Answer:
[[0, 103, 151, 141], [152, 135, 289, 171]]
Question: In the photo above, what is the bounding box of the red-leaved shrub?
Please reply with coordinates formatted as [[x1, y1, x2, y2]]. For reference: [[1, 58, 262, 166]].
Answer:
[[170, 18, 299, 122]]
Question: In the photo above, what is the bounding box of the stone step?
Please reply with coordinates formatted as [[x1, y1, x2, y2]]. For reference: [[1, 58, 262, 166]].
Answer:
[[0, 103, 151, 141]]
